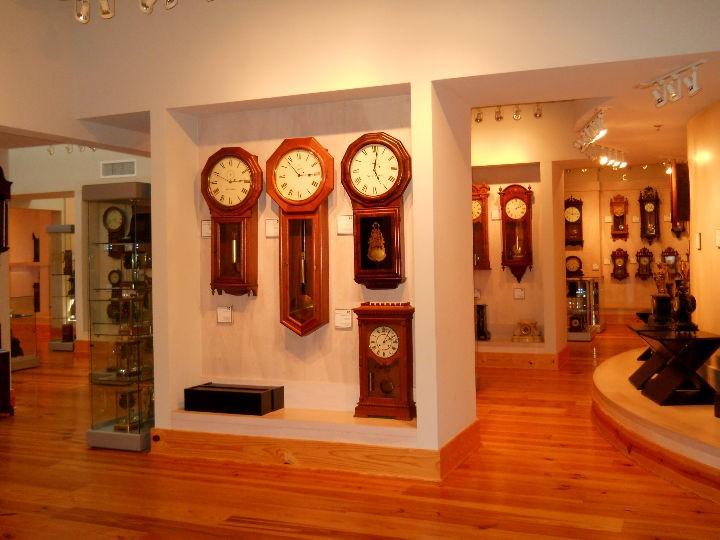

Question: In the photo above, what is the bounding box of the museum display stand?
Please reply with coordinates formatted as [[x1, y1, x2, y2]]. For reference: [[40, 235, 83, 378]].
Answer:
[[83, 182, 153, 452], [47, 224, 75, 351], [566, 277, 604, 342]]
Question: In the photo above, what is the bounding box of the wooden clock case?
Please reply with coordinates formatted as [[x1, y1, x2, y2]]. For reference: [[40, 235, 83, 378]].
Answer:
[[639, 186, 660, 244], [499, 184, 533, 282], [611, 248, 629, 280], [610, 194, 629, 241], [564, 195, 583, 246], [201, 146, 263, 296], [0, 167, 11, 254], [340, 132, 411, 289], [472, 183, 490, 269], [636, 247, 654, 280], [353, 302, 416, 421]]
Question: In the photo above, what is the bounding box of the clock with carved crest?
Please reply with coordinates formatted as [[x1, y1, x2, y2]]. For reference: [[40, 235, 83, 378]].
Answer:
[[472, 183, 490, 269], [564, 195, 583, 246], [499, 184, 532, 282], [267, 137, 334, 336], [636, 247, 654, 280], [611, 248, 629, 281], [610, 194, 629, 241], [639, 186, 660, 244], [353, 302, 416, 421], [341, 132, 411, 289], [201, 146, 263, 296]]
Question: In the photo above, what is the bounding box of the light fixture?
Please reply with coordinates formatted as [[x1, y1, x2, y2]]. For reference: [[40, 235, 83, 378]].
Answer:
[[513, 105, 522, 121], [533, 104, 542, 119], [495, 107, 503, 122], [139, 0, 157, 14], [583, 144, 626, 169], [75, 0, 90, 23], [474, 111, 483, 123], [665, 162, 673, 175], [574, 109, 607, 150], [638, 59, 705, 107], [68, 0, 212, 22], [47, 146, 55, 156], [99, 0, 114, 18]]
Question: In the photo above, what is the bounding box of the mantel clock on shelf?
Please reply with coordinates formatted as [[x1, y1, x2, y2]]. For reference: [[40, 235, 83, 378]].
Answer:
[[499, 184, 532, 282], [340, 132, 411, 289], [353, 302, 416, 421], [267, 137, 334, 336], [610, 248, 629, 281], [0, 166, 11, 253], [639, 186, 660, 244], [610, 194, 628, 241], [471, 183, 490, 269], [564, 195, 583, 247], [201, 146, 263, 296]]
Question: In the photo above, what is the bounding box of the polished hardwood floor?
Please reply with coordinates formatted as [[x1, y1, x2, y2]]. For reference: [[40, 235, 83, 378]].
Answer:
[[2, 326, 720, 538]]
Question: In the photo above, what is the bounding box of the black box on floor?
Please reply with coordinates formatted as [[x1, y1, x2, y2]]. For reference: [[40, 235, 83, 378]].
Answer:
[[184, 383, 284, 416]]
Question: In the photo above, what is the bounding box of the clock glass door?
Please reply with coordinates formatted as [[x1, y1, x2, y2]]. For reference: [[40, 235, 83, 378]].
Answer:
[[216, 221, 246, 282], [504, 221, 526, 259], [288, 217, 315, 324]]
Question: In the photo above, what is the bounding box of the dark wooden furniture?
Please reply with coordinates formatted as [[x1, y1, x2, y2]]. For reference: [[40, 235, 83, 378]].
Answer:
[[627, 324, 720, 406]]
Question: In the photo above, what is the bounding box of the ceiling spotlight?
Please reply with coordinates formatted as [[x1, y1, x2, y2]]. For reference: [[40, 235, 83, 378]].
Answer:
[[599, 151, 609, 166], [474, 111, 483, 123], [666, 163, 673, 175], [47, 146, 55, 156], [652, 82, 668, 107], [495, 107, 503, 122], [140, 0, 158, 14], [533, 104, 543, 119], [684, 66, 700, 96], [666, 75, 682, 103], [165, 0, 178, 8], [513, 106, 522, 121], [639, 59, 706, 107], [75, 0, 90, 23], [99, 0, 115, 18]]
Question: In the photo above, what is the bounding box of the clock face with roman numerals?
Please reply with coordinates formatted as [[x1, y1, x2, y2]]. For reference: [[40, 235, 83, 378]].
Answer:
[[348, 142, 399, 198], [207, 155, 253, 207], [273, 148, 323, 203]]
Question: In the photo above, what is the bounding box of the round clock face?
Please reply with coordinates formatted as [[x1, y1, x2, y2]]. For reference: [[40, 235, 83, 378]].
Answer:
[[505, 198, 527, 219], [103, 206, 125, 233], [564, 206, 581, 223], [612, 204, 625, 217], [566, 257, 581, 272], [368, 325, 399, 359], [471, 199, 482, 219], [615, 258, 624, 267], [108, 269, 122, 286], [274, 148, 323, 202], [639, 256, 651, 266], [207, 155, 253, 207], [644, 202, 655, 213], [349, 143, 399, 198]]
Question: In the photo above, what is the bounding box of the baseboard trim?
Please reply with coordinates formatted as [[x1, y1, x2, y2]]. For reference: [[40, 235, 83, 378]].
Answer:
[[476, 348, 567, 370]]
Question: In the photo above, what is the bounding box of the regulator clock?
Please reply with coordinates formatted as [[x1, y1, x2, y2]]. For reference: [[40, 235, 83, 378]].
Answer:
[[201, 146, 263, 296], [639, 186, 660, 244], [636, 247, 654, 280], [0, 167, 10, 254], [353, 302, 415, 421], [565, 255, 583, 278], [610, 194, 628, 241], [499, 184, 532, 282], [341, 132, 411, 289], [471, 183, 490, 269], [611, 248, 629, 281], [564, 195, 583, 246], [267, 137, 333, 336]]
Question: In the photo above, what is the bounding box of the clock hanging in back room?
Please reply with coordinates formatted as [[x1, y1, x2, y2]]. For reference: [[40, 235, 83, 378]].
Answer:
[[564, 195, 583, 247], [340, 132, 412, 289], [499, 184, 533, 282], [200, 146, 263, 296]]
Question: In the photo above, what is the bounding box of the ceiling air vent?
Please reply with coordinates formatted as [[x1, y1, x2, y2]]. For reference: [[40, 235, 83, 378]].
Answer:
[[101, 160, 137, 178]]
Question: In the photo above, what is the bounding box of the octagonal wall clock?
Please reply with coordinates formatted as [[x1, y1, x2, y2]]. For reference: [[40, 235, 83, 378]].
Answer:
[[200, 146, 263, 296], [266, 137, 334, 336], [340, 132, 411, 289]]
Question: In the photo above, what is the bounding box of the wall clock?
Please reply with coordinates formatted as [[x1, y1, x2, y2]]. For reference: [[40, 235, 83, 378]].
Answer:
[[267, 137, 334, 336], [610, 194, 628, 241], [201, 146, 263, 296], [103, 205, 126, 243], [635, 247, 654, 280], [564, 195, 583, 247], [661, 246, 679, 278], [0, 167, 11, 254], [610, 248, 629, 280], [353, 302, 415, 420], [340, 132, 411, 289], [471, 183, 490, 270], [499, 184, 532, 282], [565, 255, 583, 278], [639, 186, 660, 244], [670, 161, 690, 238]]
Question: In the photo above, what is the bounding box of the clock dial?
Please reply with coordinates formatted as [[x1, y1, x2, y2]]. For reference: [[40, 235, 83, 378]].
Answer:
[[612, 205, 625, 217], [566, 257, 580, 272], [369, 325, 399, 359], [103, 206, 125, 233], [471, 199, 482, 219], [639, 256, 650, 265], [207, 155, 253, 207], [274, 148, 323, 202], [644, 201, 655, 213], [615, 258, 624, 266], [349, 143, 399, 198], [505, 198, 527, 219], [564, 206, 580, 223]]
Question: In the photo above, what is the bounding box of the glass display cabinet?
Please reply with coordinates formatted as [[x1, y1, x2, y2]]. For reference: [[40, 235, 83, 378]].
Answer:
[[9, 295, 38, 371], [47, 224, 76, 351], [82, 182, 153, 452], [566, 277, 603, 342]]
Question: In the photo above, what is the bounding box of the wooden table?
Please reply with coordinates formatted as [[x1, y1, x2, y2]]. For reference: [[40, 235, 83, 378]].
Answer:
[[627, 324, 720, 406]]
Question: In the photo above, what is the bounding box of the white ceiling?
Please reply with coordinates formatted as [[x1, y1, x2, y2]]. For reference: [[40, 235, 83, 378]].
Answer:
[[2, 52, 718, 167]]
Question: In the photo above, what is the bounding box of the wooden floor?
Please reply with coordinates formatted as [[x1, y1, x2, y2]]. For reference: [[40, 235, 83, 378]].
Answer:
[[2, 326, 720, 538]]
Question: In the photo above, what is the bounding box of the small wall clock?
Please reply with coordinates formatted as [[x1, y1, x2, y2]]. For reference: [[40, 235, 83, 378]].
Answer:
[[499, 184, 532, 282], [340, 132, 411, 289], [0, 167, 11, 253], [610, 248, 629, 280], [103, 205, 126, 243], [267, 137, 334, 336], [353, 302, 415, 420], [201, 146, 263, 296], [564, 195, 583, 246], [471, 183, 490, 269], [635, 247, 654, 280], [639, 186, 660, 244], [610, 194, 628, 241], [661, 246, 679, 278], [565, 255, 583, 278]]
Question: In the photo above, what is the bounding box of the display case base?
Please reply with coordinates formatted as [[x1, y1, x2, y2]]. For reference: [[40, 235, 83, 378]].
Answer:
[[11, 355, 39, 372], [184, 383, 284, 416], [48, 340, 74, 352], [86, 424, 152, 452]]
